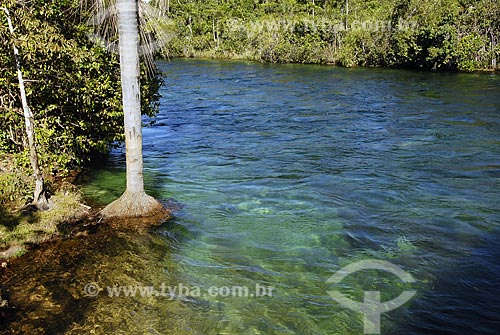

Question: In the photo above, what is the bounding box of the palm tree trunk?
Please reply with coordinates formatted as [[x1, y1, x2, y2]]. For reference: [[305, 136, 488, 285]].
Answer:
[[101, 0, 163, 218], [118, 0, 144, 194]]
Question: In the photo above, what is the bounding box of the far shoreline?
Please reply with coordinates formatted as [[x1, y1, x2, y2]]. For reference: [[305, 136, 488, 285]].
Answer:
[[161, 54, 499, 74]]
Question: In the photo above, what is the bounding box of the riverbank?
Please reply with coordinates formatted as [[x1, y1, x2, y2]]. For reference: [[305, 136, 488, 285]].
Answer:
[[172, 53, 499, 73], [0, 157, 171, 263], [0, 157, 172, 327], [0, 161, 95, 322], [0, 157, 93, 261], [162, 0, 499, 72]]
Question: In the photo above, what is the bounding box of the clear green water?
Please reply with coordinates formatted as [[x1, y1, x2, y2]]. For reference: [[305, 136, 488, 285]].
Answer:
[[5, 59, 499, 334], [79, 60, 500, 334]]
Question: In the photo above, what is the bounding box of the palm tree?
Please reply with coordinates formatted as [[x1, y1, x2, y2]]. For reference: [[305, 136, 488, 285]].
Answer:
[[100, 0, 164, 218]]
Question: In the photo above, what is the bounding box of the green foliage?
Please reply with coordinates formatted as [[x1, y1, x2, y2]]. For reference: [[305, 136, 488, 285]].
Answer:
[[0, 0, 161, 174], [160, 0, 498, 71], [457, 33, 486, 72], [0, 169, 31, 205]]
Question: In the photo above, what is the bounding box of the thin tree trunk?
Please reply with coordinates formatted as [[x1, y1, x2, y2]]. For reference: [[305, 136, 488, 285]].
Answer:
[[345, 0, 349, 30], [212, 17, 217, 43], [188, 17, 193, 36], [491, 31, 497, 69], [101, 0, 163, 218], [2, 8, 49, 210]]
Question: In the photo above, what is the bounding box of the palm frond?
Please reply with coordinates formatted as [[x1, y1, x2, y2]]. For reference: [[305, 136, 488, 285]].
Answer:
[[83, 0, 172, 76]]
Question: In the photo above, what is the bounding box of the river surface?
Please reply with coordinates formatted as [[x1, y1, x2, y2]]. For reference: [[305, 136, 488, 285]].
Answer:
[[3, 59, 500, 334]]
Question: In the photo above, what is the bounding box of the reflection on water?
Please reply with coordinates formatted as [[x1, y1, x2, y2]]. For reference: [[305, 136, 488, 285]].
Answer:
[[2, 59, 500, 334]]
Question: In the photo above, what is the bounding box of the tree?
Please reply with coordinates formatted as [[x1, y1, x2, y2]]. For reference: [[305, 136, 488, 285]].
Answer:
[[345, 0, 349, 30], [1, 0, 163, 210], [100, 0, 164, 218], [1, 7, 49, 210]]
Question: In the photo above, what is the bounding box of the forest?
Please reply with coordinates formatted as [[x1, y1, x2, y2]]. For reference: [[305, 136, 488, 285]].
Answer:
[[0, 0, 161, 203], [162, 0, 499, 71]]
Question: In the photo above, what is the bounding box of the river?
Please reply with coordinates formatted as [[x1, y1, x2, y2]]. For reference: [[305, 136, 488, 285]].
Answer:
[[2, 59, 500, 334]]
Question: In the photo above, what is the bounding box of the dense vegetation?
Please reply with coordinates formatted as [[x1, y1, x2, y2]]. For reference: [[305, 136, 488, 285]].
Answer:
[[162, 0, 499, 71], [0, 0, 161, 178]]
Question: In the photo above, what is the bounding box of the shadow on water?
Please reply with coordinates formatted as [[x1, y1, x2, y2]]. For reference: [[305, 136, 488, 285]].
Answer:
[[0, 214, 216, 335], [395, 228, 500, 335]]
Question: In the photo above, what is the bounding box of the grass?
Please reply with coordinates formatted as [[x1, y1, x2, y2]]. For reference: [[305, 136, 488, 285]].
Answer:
[[1, 187, 88, 255], [1, 156, 90, 259]]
